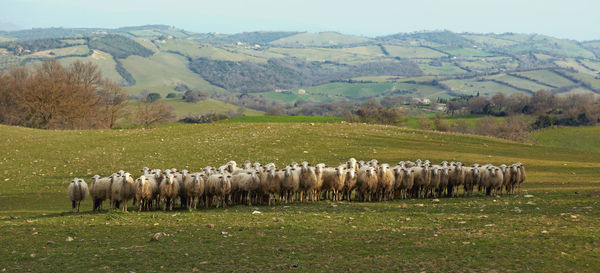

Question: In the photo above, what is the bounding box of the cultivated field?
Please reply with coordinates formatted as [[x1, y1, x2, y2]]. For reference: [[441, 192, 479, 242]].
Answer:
[[1, 122, 599, 271]]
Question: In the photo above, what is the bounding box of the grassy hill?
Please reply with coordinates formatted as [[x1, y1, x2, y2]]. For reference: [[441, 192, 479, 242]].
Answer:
[[2, 25, 600, 106], [0, 123, 599, 271]]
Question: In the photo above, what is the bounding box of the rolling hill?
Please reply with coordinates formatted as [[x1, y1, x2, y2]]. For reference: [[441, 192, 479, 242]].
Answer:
[[1, 25, 600, 107], [0, 122, 599, 271]]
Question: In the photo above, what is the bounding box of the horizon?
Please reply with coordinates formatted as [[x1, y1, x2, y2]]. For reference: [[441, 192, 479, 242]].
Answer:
[[1, 0, 599, 41]]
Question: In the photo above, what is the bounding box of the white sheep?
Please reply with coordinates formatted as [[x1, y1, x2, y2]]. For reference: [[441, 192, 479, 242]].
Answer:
[[356, 166, 378, 202], [280, 166, 300, 203], [411, 165, 431, 198], [160, 173, 180, 211], [206, 173, 232, 208], [298, 161, 318, 202], [68, 178, 88, 212], [136, 175, 159, 211], [183, 172, 205, 210], [110, 172, 136, 212], [321, 165, 347, 201], [231, 170, 260, 206], [376, 164, 394, 201], [342, 168, 357, 201], [89, 174, 112, 211]]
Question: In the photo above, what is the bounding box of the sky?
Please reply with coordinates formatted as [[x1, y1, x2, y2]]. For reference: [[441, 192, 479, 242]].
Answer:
[[1, 0, 599, 41]]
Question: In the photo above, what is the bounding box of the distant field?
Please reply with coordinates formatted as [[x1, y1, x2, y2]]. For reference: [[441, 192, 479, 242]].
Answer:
[[462, 35, 518, 47], [27, 45, 90, 59], [417, 60, 467, 75], [59, 50, 124, 83], [127, 98, 264, 118], [269, 32, 371, 47], [532, 126, 600, 153], [514, 70, 575, 88], [163, 98, 264, 117], [384, 45, 447, 58], [121, 52, 224, 95], [488, 74, 552, 92], [220, 115, 344, 123], [158, 40, 263, 62], [436, 46, 497, 57], [442, 78, 524, 96]]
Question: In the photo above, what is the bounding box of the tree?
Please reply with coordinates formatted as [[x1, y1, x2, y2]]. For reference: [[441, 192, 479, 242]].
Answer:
[[146, 92, 161, 103], [97, 80, 128, 128], [135, 101, 175, 128]]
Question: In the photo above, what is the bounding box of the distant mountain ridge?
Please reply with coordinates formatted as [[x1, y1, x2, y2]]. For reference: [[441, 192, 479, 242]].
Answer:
[[1, 25, 600, 104]]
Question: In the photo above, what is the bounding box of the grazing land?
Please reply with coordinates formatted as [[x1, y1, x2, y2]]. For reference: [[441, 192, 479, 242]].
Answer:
[[1, 123, 599, 272]]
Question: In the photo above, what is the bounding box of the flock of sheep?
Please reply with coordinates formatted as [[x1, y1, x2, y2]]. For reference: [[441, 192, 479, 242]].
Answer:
[[67, 159, 526, 212]]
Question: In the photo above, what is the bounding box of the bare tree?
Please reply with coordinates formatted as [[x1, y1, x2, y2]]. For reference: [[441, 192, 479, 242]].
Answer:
[[98, 80, 129, 128], [135, 101, 175, 128]]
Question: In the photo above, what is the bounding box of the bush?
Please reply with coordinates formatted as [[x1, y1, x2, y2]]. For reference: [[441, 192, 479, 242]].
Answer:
[[146, 93, 161, 103], [166, 93, 177, 98], [180, 113, 229, 123]]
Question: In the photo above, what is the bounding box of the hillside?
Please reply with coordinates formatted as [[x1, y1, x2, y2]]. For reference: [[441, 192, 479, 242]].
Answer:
[[0, 123, 599, 271], [1, 25, 600, 106]]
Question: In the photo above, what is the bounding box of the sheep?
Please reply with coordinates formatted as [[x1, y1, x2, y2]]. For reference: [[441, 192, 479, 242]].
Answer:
[[437, 165, 450, 198], [411, 165, 431, 198], [206, 173, 232, 208], [135, 175, 159, 211], [68, 178, 88, 212], [231, 170, 260, 206], [346, 158, 359, 172], [342, 168, 357, 201], [376, 164, 395, 201], [516, 163, 526, 192], [298, 161, 318, 202], [488, 166, 504, 196], [89, 175, 112, 211], [321, 165, 347, 201], [280, 166, 300, 203], [448, 162, 465, 197], [393, 167, 414, 199], [184, 172, 205, 210], [159, 173, 179, 211], [356, 166, 378, 202], [174, 170, 189, 209], [313, 163, 326, 201], [110, 172, 136, 212], [260, 167, 281, 206], [426, 165, 441, 198], [499, 164, 511, 194], [463, 167, 479, 196]]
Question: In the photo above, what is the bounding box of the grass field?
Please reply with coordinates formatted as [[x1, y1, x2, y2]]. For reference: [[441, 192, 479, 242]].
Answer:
[[121, 52, 224, 95], [126, 98, 264, 119], [514, 70, 575, 88], [442, 78, 524, 96], [59, 50, 124, 83], [1, 123, 599, 271], [269, 32, 371, 47]]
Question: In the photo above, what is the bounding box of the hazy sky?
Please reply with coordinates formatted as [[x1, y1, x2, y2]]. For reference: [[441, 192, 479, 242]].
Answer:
[[1, 0, 599, 40]]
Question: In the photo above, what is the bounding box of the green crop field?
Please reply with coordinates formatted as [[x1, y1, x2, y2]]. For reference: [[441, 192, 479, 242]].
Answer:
[[59, 50, 124, 83], [269, 32, 371, 47], [163, 98, 264, 117], [157, 40, 263, 62], [531, 126, 600, 153], [514, 70, 575, 88], [384, 46, 447, 58], [27, 45, 90, 59], [1, 123, 599, 272], [442, 78, 525, 96], [121, 52, 224, 95], [488, 74, 552, 92]]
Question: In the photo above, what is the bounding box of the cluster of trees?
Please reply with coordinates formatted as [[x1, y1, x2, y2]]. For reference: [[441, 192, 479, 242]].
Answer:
[[87, 35, 154, 59], [0, 38, 78, 55], [449, 90, 600, 128], [0, 60, 174, 129], [189, 57, 422, 92]]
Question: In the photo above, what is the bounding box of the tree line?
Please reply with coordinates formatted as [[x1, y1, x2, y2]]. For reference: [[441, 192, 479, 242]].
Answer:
[[0, 60, 174, 129]]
